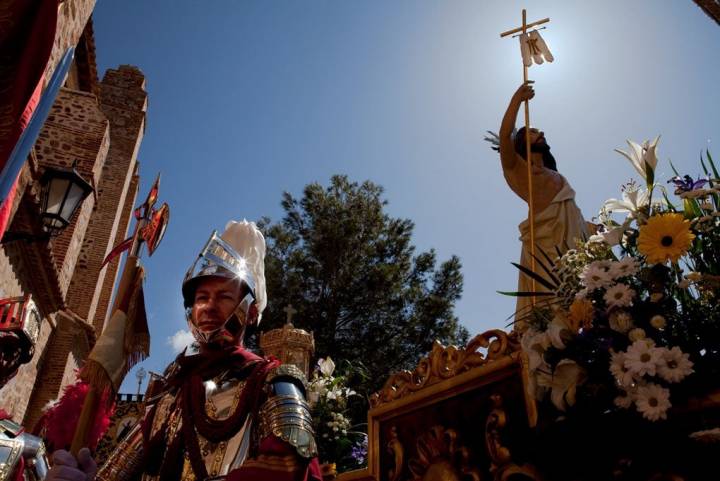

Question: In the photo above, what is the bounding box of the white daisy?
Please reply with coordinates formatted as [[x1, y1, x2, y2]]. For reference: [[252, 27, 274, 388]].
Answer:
[[628, 328, 647, 342], [609, 310, 634, 334], [609, 257, 640, 279], [650, 315, 667, 330], [575, 288, 589, 300], [604, 283, 635, 309], [609, 350, 635, 387], [579, 263, 613, 290], [624, 340, 663, 377], [593, 259, 614, 270], [649, 292, 664, 303], [614, 387, 636, 409], [657, 346, 694, 383], [635, 383, 671, 421]]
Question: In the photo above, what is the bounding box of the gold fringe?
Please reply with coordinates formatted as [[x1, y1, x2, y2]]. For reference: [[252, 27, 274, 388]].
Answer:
[[81, 359, 113, 394], [123, 265, 151, 371]]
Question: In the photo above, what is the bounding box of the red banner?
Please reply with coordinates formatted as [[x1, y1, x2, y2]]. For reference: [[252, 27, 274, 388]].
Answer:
[[0, 0, 60, 236]]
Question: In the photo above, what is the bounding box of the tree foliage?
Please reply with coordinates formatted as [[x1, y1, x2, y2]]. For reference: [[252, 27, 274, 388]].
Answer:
[[256, 175, 468, 396]]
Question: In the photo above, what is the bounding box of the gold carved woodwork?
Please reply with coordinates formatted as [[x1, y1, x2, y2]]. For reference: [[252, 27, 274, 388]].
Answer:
[[485, 395, 540, 481], [370, 330, 520, 409], [259, 322, 315, 377], [337, 329, 536, 481], [407, 425, 481, 481], [386, 426, 403, 481]]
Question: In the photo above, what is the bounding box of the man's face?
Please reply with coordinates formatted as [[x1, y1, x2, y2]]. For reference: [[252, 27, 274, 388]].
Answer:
[[528, 128, 547, 148], [191, 276, 243, 344]]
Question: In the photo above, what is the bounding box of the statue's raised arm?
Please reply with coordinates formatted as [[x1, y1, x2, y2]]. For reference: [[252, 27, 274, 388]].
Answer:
[[493, 85, 589, 328]]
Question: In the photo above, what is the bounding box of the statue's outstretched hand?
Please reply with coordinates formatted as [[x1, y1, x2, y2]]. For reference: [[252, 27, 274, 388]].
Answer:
[[513, 83, 535, 102], [47, 448, 97, 481]]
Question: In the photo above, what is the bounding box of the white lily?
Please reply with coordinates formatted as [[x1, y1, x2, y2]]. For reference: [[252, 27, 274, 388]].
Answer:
[[318, 357, 336, 377], [602, 187, 650, 220], [521, 329, 551, 372], [614, 136, 660, 184], [547, 312, 577, 349], [536, 359, 587, 411], [588, 220, 631, 246]]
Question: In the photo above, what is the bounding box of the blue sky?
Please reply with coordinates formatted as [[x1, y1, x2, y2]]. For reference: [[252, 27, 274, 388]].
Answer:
[[90, 1, 720, 392]]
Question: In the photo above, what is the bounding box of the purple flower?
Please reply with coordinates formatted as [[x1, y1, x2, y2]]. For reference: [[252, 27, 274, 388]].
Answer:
[[668, 175, 708, 195], [351, 436, 368, 465]]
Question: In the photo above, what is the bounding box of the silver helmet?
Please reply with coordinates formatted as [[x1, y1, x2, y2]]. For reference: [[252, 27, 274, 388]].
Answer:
[[182, 221, 266, 345]]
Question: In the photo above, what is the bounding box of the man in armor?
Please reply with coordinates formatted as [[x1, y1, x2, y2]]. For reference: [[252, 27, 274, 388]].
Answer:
[[1, 296, 97, 481], [97, 220, 321, 481]]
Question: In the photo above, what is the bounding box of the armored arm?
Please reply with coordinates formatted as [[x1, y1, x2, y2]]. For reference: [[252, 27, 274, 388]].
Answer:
[[257, 364, 317, 459], [0, 418, 49, 481]]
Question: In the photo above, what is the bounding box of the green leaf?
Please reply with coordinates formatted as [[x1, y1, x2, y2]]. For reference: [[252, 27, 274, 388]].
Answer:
[[510, 262, 557, 290], [683, 198, 703, 219], [701, 152, 710, 176], [669, 159, 680, 177], [707, 150, 719, 180], [538, 246, 557, 268], [531, 253, 560, 284], [661, 190, 677, 212]]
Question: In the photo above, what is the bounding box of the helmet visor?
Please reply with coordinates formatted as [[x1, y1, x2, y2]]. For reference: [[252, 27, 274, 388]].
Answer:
[[182, 232, 257, 307]]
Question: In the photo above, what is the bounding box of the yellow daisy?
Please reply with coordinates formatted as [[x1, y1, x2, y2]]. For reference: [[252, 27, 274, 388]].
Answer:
[[637, 213, 695, 264]]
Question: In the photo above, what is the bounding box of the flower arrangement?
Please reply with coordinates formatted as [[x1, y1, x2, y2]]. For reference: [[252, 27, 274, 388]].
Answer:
[[515, 138, 720, 423], [307, 357, 368, 472]]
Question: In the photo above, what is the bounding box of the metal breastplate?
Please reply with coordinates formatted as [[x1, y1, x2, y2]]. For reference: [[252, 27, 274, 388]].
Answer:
[[141, 377, 252, 481], [0, 418, 49, 481]]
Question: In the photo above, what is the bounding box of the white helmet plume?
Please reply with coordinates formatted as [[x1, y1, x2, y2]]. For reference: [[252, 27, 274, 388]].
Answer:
[[220, 220, 267, 317]]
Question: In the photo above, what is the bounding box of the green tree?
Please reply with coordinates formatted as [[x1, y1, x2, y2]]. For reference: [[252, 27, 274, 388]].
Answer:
[[257, 175, 468, 396]]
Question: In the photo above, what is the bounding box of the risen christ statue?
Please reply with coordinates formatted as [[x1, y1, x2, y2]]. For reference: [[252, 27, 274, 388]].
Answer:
[[498, 83, 589, 327]]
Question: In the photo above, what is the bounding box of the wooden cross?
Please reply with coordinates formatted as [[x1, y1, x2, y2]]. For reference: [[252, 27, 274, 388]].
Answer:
[[283, 304, 298, 324], [500, 10, 551, 299]]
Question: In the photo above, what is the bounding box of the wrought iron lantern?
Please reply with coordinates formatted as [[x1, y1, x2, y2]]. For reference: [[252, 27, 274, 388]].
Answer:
[[38, 162, 93, 235], [2, 161, 93, 243]]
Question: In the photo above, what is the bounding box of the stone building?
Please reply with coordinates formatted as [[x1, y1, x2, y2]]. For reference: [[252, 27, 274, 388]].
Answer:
[[0, 0, 148, 429]]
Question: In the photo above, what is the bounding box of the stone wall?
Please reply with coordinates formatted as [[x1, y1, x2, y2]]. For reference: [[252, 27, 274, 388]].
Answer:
[[21, 312, 90, 429], [0, 7, 149, 424], [94, 163, 140, 331], [43, 0, 97, 90], [33, 87, 110, 298], [65, 66, 147, 330]]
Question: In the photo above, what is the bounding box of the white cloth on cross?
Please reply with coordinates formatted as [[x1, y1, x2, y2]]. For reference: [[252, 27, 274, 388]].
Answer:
[[519, 30, 554, 67]]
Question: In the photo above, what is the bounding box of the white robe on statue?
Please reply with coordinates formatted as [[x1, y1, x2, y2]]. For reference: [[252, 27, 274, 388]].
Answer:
[[516, 175, 587, 327]]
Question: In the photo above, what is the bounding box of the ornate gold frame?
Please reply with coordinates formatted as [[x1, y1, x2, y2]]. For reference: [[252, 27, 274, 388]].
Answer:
[[337, 330, 537, 481]]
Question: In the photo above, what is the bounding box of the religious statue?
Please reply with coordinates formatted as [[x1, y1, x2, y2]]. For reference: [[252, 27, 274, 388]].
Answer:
[[497, 83, 589, 326]]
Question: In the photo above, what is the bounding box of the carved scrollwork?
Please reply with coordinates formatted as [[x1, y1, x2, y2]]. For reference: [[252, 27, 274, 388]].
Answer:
[[387, 426, 404, 481], [485, 395, 540, 481], [407, 425, 481, 481], [370, 330, 519, 408], [486, 395, 511, 471]]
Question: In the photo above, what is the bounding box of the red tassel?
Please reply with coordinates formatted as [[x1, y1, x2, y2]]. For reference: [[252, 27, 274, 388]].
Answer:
[[35, 379, 114, 452]]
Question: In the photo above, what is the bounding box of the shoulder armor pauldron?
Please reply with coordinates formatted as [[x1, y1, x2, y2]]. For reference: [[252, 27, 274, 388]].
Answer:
[[259, 365, 317, 458], [265, 364, 308, 391], [0, 419, 48, 481]]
